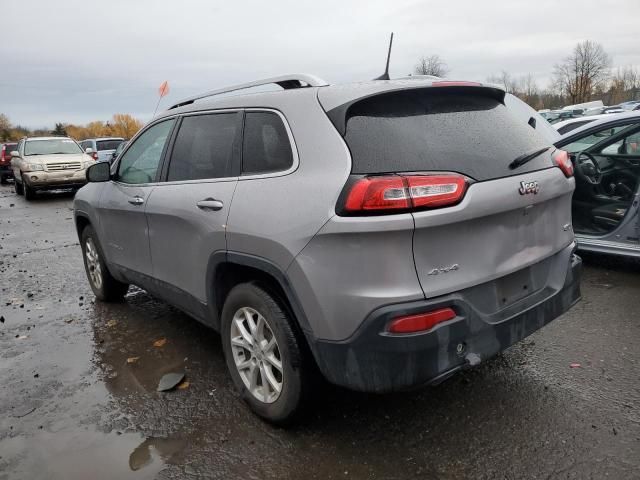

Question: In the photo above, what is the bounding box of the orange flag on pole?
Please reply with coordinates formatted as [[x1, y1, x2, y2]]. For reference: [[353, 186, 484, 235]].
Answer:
[[153, 81, 170, 117], [158, 80, 170, 98]]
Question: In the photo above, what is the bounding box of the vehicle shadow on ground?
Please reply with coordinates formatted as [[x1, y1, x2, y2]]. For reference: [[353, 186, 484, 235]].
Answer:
[[84, 287, 598, 479], [579, 251, 640, 274]]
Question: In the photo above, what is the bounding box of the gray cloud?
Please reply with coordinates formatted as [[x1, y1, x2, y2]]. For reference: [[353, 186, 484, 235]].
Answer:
[[2, 0, 638, 127]]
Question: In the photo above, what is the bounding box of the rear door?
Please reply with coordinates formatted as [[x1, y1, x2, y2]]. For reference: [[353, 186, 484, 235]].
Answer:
[[145, 111, 242, 309], [98, 119, 175, 278], [340, 87, 575, 298]]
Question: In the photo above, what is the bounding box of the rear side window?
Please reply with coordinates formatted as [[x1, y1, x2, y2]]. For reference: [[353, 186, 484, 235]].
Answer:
[[242, 112, 293, 175], [96, 139, 123, 151], [167, 113, 240, 181], [342, 89, 553, 181], [557, 120, 593, 135]]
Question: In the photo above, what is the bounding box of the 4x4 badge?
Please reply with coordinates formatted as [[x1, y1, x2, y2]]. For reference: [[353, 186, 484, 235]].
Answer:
[[519, 181, 539, 195]]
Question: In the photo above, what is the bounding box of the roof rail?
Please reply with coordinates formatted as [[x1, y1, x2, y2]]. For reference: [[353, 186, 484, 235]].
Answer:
[[168, 73, 329, 110]]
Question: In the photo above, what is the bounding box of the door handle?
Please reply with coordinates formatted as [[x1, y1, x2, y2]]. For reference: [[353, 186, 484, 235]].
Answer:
[[128, 196, 144, 206], [196, 198, 224, 211]]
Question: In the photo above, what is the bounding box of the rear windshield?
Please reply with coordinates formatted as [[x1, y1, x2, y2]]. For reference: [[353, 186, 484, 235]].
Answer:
[[97, 139, 123, 151], [342, 89, 553, 181]]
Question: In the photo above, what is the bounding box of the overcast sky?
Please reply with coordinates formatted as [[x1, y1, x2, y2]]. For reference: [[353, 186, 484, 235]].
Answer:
[[1, 0, 638, 128]]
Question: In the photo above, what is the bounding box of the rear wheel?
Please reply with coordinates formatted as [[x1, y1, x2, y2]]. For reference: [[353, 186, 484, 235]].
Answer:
[[14, 176, 23, 195], [0, 175, 6, 185], [81, 225, 129, 302], [221, 283, 309, 424]]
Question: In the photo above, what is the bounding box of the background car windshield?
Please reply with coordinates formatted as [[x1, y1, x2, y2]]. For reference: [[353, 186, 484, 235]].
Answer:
[[97, 139, 123, 151], [24, 139, 82, 156]]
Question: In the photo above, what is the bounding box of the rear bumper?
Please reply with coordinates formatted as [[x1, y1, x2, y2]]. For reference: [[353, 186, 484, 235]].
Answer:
[[310, 250, 582, 392], [0, 165, 12, 177]]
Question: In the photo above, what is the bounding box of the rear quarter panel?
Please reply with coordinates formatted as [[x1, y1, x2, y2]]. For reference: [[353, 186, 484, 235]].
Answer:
[[226, 90, 351, 270]]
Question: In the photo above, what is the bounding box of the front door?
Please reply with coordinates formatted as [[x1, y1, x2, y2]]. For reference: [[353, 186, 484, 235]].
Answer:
[[98, 118, 175, 278], [145, 112, 242, 309], [562, 122, 640, 244]]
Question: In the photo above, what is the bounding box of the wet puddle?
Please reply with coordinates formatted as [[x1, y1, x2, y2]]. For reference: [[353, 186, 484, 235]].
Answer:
[[1, 430, 186, 480]]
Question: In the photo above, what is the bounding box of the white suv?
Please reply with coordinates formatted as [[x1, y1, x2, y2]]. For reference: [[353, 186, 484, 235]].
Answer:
[[12, 137, 95, 199]]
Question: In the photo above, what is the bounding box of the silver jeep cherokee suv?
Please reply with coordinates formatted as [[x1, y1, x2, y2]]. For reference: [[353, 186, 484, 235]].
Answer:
[[73, 74, 582, 423]]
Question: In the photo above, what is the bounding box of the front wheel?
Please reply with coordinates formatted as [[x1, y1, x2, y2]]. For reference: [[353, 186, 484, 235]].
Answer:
[[221, 283, 310, 424], [81, 225, 129, 301], [23, 179, 35, 200], [14, 177, 23, 195]]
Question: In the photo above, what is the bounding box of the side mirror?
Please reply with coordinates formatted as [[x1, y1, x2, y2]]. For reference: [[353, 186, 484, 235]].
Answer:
[[86, 162, 111, 182], [10, 151, 19, 158], [85, 147, 94, 154]]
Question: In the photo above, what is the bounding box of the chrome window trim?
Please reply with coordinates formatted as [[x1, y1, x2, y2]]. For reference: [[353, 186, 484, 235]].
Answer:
[[148, 107, 299, 186], [112, 115, 180, 187]]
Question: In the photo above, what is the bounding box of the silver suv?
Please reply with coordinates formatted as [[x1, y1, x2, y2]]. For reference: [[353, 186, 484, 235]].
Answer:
[[73, 74, 582, 423]]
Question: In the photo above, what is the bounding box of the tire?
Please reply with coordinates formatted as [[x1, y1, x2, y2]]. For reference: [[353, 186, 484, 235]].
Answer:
[[0, 175, 6, 185], [23, 176, 35, 200], [221, 283, 310, 424], [80, 225, 129, 302], [14, 177, 23, 195]]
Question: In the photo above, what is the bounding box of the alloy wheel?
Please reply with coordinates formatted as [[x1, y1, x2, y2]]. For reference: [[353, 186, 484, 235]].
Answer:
[[85, 237, 103, 290], [230, 307, 283, 403]]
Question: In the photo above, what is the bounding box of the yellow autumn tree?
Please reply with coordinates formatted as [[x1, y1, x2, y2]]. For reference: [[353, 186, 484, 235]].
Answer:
[[109, 114, 143, 139]]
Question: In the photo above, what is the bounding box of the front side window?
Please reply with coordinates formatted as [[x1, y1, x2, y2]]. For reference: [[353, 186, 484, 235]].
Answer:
[[24, 138, 82, 156], [564, 123, 637, 153], [117, 119, 174, 184], [242, 112, 293, 175], [598, 128, 640, 157], [167, 113, 240, 181]]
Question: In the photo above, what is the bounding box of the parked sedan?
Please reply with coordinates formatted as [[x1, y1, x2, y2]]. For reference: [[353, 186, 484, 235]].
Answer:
[[555, 111, 640, 258], [1, 142, 18, 183], [11, 137, 95, 200], [553, 112, 628, 135]]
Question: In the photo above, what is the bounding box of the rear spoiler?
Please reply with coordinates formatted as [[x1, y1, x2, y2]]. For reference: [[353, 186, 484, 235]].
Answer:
[[325, 83, 506, 136]]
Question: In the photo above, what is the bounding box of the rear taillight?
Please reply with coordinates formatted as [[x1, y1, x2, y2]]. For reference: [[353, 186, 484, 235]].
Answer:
[[341, 173, 468, 215], [553, 149, 573, 178], [92, 152, 99, 161], [387, 307, 457, 334]]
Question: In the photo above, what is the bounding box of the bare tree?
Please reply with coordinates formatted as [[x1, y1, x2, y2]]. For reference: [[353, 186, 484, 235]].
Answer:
[[486, 71, 519, 94], [414, 55, 449, 77], [553, 40, 611, 104], [606, 66, 639, 104]]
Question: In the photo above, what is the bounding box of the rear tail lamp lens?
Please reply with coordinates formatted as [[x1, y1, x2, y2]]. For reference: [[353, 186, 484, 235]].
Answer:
[[406, 175, 468, 209], [344, 176, 409, 212], [92, 152, 99, 161], [342, 174, 467, 214], [553, 149, 573, 178], [387, 308, 456, 334]]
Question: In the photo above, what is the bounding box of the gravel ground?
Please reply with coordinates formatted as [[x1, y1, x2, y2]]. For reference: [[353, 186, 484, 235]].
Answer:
[[0, 183, 638, 480]]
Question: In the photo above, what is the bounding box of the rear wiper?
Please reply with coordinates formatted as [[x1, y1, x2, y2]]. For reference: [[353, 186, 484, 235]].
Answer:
[[509, 146, 551, 170]]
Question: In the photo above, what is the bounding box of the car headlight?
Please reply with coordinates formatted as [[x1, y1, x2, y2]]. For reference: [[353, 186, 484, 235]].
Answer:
[[82, 161, 94, 169], [26, 163, 44, 171]]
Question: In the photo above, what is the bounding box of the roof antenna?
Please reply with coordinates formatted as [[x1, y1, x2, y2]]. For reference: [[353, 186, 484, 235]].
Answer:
[[374, 32, 394, 80]]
